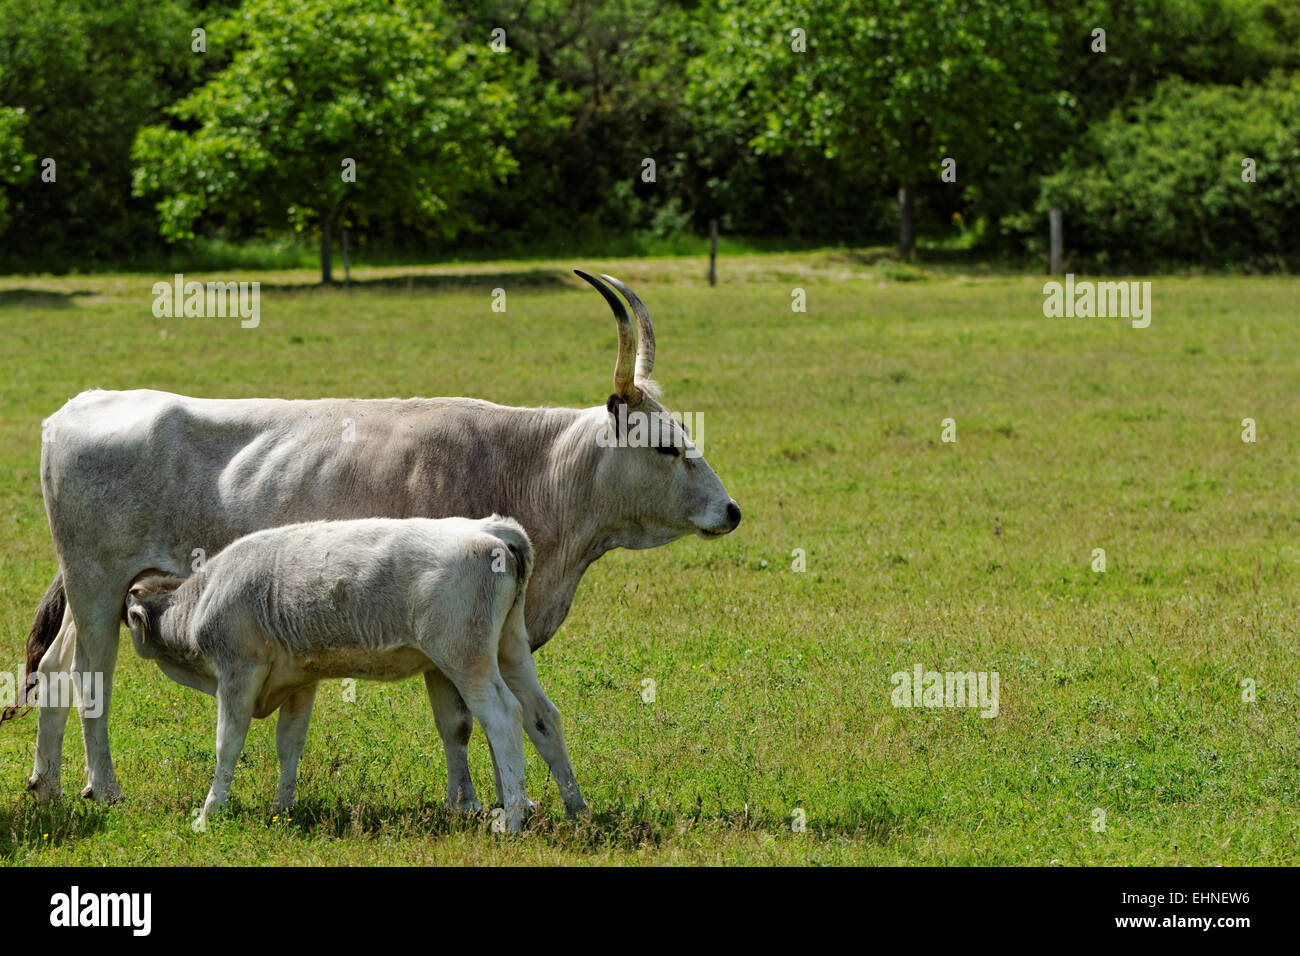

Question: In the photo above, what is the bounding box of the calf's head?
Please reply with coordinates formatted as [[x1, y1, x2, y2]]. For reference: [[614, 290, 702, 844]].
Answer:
[[576, 271, 741, 549], [122, 572, 184, 658]]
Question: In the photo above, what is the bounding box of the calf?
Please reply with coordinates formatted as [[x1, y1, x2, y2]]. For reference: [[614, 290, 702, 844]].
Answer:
[[122, 515, 585, 833]]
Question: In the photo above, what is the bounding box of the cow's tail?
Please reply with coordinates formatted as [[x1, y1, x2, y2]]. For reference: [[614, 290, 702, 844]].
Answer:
[[484, 515, 534, 610], [2, 569, 64, 722]]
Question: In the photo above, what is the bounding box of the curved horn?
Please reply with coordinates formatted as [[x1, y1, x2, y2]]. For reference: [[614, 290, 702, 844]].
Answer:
[[574, 270, 639, 401], [600, 274, 654, 381]]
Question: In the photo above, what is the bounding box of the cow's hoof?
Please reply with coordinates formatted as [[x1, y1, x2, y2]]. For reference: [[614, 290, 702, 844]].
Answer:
[[26, 773, 60, 803], [80, 783, 123, 804], [271, 793, 296, 814], [566, 803, 591, 821], [500, 805, 529, 834]]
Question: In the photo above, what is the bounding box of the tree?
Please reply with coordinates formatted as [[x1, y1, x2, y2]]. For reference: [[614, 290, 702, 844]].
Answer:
[[0, 0, 205, 267], [689, 0, 1060, 255], [133, 0, 518, 282], [443, 0, 700, 244]]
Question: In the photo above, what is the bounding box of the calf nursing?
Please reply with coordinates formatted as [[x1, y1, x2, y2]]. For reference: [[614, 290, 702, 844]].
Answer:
[[122, 515, 585, 832]]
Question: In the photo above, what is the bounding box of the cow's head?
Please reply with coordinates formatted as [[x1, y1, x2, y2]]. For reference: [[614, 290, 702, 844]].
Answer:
[[576, 271, 741, 549]]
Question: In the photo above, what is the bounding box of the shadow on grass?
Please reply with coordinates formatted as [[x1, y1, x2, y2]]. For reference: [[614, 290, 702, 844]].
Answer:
[[257, 268, 572, 295], [830, 246, 1038, 277], [0, 288, 97, 308], [258, 794, 903, 852], [0, 796, 111, 857]]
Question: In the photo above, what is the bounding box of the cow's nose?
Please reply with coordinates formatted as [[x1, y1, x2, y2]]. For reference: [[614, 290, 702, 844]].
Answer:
[[725, 500, 741, 529]]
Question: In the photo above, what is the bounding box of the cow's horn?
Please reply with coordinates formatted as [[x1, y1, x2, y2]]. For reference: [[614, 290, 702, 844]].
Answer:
[[600, 274, 654, 381], [575, 270, 639, 402]]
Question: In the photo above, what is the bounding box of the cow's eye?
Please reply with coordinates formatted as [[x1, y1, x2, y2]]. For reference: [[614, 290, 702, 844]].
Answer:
[[655, 442, 681, 457]]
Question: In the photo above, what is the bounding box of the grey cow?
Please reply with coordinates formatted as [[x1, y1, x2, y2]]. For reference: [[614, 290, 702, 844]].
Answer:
[[20, 273, 741, 808]]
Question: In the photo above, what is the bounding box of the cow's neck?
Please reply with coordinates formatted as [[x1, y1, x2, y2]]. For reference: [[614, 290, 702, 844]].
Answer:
[[414, 403, 638, 649], [455, 406, 617, 649]]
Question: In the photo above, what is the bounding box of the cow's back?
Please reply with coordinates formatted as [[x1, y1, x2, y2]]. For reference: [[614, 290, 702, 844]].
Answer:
[[43, 389, 477, 578]]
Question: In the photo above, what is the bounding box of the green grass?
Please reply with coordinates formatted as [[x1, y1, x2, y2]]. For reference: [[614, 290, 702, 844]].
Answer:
[[0, 252, 1297, 865]]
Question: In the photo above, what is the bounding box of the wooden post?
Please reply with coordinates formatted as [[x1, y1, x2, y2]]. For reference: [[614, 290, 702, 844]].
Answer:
[[342, 228, 351, 289], [898, 184, 915, 258], [320, 221, 332, 284], [1049, 207, 1063, 277], [708, 219, 718, 286]]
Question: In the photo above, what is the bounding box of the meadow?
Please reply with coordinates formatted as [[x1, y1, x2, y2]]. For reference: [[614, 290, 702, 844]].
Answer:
[[0, 251, 1296, 865]]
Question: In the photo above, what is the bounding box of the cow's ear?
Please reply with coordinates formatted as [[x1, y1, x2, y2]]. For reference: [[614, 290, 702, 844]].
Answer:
[[606, 394, 625, 439]]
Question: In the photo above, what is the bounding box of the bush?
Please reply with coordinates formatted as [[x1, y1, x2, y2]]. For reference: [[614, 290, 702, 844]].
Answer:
[[1040, 73, 1300, 268]]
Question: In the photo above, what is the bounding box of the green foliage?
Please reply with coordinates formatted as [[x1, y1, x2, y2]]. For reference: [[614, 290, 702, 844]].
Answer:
[[443, 0, 700, 242], [981, 0, 1300, 251], [690, 0, 1061, 185], [132, 0, 518, 248], [1040, 73, 1300, 267], [688, 0, 1061, 251], [1046, 0, 1295, 123], [0, 0, 205, 263], [0, 106, 31, 233], [2, 0, 1300, 270]]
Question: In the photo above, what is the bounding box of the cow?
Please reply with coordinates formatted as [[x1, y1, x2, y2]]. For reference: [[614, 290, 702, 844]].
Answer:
[[14, 272, 741, 809], [123, 515, 575, 832]]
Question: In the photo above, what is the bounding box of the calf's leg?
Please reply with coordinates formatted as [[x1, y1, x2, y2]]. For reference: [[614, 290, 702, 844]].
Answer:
[[272, 683, 317, 812], [424, 669, 482, 813], [202, 663, 266, 827], [454, 671, 528, 833]]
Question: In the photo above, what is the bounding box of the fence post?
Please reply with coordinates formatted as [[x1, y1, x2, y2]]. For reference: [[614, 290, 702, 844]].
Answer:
[[708, 219, 718, 287], [342, 228, 351, 289], [1049, 208, 1063, 277]]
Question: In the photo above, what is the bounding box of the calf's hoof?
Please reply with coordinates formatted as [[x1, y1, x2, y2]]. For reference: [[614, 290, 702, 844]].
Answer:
[[446, 796, 484, 814], [566, 802, 591, 821]]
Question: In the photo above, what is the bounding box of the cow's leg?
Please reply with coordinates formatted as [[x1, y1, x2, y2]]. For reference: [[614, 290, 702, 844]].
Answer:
[[498, 619, 588, 819], [26, 611, 76, 801], [202, 664, 265, 828], [423, 669, 481, 813], [67, 594, 123, 803], [455, 672, 528, 833], [485, 739, 506, 811], [272, 683, 317, 812]]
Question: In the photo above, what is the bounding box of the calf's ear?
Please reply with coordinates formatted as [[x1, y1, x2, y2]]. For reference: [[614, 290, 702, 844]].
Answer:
[[126, 602, 150, 636]]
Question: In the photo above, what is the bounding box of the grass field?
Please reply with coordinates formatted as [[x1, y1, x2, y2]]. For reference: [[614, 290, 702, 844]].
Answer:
[[0, 251, 1297, 865]]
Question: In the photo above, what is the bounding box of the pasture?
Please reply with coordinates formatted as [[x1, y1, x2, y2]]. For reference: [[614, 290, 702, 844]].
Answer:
[[0, 252, 1296, 865]]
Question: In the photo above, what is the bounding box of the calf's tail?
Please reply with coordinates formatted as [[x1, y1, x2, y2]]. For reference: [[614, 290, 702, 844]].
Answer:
[[2, 569, 64, 721], [483, 515, 534, 607]]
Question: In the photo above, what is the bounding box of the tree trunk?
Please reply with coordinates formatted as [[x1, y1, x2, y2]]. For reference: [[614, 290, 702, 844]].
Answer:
[[320, 220, 333, 284], [898, 183, 915, 258]]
